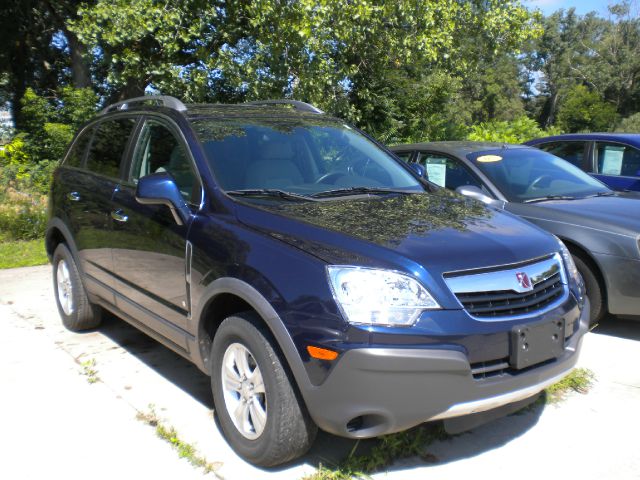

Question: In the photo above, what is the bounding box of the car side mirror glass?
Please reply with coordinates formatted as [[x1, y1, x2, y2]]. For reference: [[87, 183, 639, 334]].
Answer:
[[409, 163, 427, 178], [456, 185, 504, 209], [135, 172, 190, 225]]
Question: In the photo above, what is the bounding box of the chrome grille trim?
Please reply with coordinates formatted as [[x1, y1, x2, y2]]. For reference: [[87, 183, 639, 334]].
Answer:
[[445, 253, 569, 321]]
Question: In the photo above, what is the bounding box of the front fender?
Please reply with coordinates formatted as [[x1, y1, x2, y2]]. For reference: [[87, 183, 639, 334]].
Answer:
[[191, 277, 314, 394]]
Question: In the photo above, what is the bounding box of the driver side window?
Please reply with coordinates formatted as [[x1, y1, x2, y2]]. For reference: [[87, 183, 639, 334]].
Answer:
[[130, 120, 201, 205], [418, 153, 483, 191]]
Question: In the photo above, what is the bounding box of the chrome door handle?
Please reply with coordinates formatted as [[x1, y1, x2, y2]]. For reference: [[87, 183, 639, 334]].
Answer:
[[67, 192, 81, 202], [111, 209, 128, 223]]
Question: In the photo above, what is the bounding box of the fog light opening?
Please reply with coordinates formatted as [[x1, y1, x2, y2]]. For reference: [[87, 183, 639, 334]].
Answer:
[[345, 414, 388, 435]]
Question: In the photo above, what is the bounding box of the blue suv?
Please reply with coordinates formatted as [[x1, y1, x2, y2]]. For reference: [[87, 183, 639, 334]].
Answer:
[[47, 96, 590, 466]]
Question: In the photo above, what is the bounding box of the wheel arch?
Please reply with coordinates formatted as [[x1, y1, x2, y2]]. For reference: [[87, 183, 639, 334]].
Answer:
[[192, 278, 313, 397], [559, 237, 607, 306], [45, 218, 80, 264]]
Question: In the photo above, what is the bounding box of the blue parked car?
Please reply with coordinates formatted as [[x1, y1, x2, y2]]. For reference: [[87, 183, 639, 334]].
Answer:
[[524, 133, 640, 192], [47, 96, 589, 466]]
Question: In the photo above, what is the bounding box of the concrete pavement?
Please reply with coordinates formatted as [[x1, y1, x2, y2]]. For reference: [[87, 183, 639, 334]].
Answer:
[[1, 265, 639, 479]]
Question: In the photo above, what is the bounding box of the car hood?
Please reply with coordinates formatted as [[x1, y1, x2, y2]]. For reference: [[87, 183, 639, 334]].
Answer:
[[511, 195, 640, 236], [234, 190, 559, 277]]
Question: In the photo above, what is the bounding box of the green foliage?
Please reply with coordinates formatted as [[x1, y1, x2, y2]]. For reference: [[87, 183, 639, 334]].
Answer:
[[557, 85, 617, 132], [467, 116, 562, 143], [58, 87, 100, 129], [136, 404, 223, 476], [615, 112, 640, 133], [546, 368, 595, 402], [304, 425, 446, 480], [0, 87, 97, 195], [0, 189, 47, 241]]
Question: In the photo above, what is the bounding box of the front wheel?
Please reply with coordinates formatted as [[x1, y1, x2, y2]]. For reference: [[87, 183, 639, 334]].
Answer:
[[210, 313, 317, 466], [572, 254, 604, 325], [52, 243, 102, 331]]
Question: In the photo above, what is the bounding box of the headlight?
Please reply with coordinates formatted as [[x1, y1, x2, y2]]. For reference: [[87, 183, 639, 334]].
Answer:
[[556, 238, 583, 291], [327, 266, 440, 326]]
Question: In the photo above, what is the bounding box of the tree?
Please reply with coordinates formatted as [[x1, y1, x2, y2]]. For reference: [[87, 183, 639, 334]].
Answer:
[[0, 1, 92, 129], [556, 84, 617, 132]]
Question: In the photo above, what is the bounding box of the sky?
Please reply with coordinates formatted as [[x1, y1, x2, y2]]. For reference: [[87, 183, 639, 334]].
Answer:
[[526, 0, 614, 16]]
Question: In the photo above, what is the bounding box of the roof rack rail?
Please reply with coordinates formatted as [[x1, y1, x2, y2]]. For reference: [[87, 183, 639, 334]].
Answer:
[[246, 100, 324, 114], [100, 95, 187, 115]]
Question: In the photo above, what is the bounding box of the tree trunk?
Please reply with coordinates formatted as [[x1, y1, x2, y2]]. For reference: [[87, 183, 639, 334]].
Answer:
[[66, 31, 91, 89], [10, 39, 29, 131]]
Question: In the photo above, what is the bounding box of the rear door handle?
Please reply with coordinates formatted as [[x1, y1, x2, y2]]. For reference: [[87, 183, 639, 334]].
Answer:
[[67, 192, 81, 202], [111, 209, 128, 223]]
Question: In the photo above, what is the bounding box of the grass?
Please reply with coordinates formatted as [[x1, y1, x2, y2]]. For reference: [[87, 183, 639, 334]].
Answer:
[[80, 358, 100, 384], [0, 238, 48, 268], [303, 425, 446, 480], [137, 405, 223, 477], [545, 367, 595, 403]]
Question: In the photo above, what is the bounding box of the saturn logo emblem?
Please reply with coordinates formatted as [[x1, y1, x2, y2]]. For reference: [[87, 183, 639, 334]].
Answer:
[[516, 272, 533, 291]]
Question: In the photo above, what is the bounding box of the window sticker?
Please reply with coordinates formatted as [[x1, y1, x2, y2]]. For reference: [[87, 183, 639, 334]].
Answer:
[[426, 163, 446, 187], [476, 154, 503, 163], [600, 146, 624, 175]]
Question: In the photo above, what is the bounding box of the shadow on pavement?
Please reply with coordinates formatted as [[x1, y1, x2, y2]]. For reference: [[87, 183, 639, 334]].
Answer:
[[591, 316, 640, 341], [98, 312, 213, 408], [97, 311, 545, 475], [97, 311, 365, 468]]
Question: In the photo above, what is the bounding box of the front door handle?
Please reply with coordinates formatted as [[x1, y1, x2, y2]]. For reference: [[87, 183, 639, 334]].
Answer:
[[111, 209, 129, 223], [67, 192, 81, 202]]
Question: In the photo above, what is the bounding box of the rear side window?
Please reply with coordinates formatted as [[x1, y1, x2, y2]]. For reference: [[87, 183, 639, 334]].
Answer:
[[537, 141, 586, 169], [86, 118, 137, 178], [595, 142, 640, 177], [64, 127, 93, 168]]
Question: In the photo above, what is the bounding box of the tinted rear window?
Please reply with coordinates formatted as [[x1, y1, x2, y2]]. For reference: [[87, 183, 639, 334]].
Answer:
[[64, 127, 93, 168], [86, 118, 137, 178]]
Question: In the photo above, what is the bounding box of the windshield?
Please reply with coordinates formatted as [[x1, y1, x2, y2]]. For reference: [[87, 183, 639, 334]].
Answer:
[[467, 148, 611, 202], [192, 117, 423, 198]]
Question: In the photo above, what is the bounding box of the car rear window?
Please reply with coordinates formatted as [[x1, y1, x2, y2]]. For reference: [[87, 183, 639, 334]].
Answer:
[[86, 118, 137, 178], [64, 127, 93, 168]]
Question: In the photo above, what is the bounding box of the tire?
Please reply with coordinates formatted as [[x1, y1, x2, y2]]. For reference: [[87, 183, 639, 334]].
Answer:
[[210, 312, 317, 467], [52, 243, 102, 331], [572, 254, 605, 325]]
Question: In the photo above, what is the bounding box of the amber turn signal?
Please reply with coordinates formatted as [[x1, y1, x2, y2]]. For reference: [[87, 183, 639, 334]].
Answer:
[[307, 345, 339, 361]]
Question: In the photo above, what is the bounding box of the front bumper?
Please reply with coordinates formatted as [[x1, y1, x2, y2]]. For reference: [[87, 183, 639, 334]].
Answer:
[[303, 298, 590, 438]]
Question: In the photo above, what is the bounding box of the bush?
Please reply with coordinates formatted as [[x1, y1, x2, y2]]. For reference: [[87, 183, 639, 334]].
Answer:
[[615, 112, 640, 133], [0, 188, 48, 241], [0, 135, 58, 194], [467, 115, 562, 144], [557, 85, 617, 133]]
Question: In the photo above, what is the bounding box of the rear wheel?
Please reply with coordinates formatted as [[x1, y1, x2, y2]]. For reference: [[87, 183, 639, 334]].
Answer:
[[572, 254, 604, 325], [52, 243, 102, 331], [210, 312, 317, 466]]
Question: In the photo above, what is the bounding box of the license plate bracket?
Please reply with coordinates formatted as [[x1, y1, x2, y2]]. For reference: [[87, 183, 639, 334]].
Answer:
[[510, 318, 565, 370]]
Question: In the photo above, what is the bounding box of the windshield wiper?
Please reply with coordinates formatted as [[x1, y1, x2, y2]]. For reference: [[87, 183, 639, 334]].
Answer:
[[226, 189, 318, 202], [310, 187, 418, 199], [584, 191, 616, 198], [523, 195, 578, 203]]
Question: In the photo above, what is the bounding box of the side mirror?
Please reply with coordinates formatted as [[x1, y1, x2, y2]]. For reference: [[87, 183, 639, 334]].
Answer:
[[135, 172, 190, 226], [456, 185, 504, 209], [409, 163, 427, 178]]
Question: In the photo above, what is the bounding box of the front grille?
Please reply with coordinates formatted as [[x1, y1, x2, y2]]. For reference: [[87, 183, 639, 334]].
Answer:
[[457, 272, 564, 318], [444, 254, 568, 320]]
